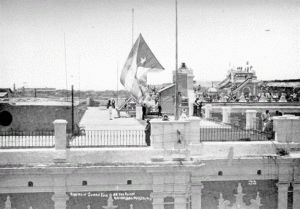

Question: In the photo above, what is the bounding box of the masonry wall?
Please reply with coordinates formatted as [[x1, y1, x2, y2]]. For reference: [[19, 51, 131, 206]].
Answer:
[[202, 180, 278, 209], [0, 193, 54, 209], [0, 103, 79, 131]]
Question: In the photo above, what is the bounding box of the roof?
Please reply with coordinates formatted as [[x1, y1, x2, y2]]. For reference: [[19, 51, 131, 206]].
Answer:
[[0, 88, 12, 93], [0, 92, 8, 97], [208, 87, 218, 93], [158, 84, 175, 93], [262, 80, 300, 88]]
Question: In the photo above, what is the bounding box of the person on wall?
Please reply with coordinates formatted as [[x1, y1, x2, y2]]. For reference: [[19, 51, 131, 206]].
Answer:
[[158, 104, 162, 117], [261, 110, 270, 132], [142, 103, 147, 120], [145, 119, 151, 146]]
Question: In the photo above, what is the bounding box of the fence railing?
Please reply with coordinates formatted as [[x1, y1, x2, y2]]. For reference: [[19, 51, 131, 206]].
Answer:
[[200, 125, 271, 142], [68, 130, 146, 147], [0, 130, 55, 148]]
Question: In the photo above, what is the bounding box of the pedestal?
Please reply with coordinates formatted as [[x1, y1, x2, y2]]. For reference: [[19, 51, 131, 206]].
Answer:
[[205, 104, 212, 119], [222, 107, 231, 124], [246, 110, 257, 130]]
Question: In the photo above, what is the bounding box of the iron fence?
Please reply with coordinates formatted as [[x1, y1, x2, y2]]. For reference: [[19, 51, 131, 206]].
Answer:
[[68, 129, 146, 147], [200, 125, 270, 142], [0, 130, 55, 148]]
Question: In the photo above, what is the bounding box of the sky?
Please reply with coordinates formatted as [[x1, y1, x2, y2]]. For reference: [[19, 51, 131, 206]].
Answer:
[[0, 0, 299, 91]]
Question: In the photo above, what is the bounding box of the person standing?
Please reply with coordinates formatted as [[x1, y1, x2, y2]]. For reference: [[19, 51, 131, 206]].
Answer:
[[144, 119, 151, 146], [112, 99, 115, 109], [158, 104, 162, 117], [142, 103, 147, 120], [109, 105, 112, 120], [107, 100, 111, 109], [261, 110, 270, 132], [198, 101, 203, 117]]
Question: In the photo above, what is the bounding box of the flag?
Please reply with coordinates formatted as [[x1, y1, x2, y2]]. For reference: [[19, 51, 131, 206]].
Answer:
[[120, 34, 164, 104]]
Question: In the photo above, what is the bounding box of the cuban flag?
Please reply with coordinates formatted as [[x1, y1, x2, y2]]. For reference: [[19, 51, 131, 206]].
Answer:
[[120, 34, 164, 104]]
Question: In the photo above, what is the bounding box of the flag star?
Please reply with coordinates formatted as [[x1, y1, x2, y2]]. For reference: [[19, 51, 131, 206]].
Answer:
[[141, 57, 147, 65]]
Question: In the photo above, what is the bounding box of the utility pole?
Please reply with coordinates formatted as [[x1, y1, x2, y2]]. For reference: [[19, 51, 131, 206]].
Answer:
[[71, 85, 74, 134]]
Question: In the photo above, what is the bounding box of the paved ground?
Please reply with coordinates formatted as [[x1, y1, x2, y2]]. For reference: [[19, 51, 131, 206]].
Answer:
[[80, 107, 146, 130], [79, 107, 224, 131]]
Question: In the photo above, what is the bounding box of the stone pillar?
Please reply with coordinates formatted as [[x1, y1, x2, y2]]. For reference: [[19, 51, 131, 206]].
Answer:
[[290, 116, 300, 143], [53, 120, 68, 162], [222, 107, 231, 124], [136, 105, 142, 120], [188, 117, 201, 145], [191, 180, 204, 209], [53, 120, 68, 150], [276, 182, 289, 209], [273, 115, 300, 143], [52, 175, 69, 209], [246, 110, 257, 130], [205, 104, 212, 119], [293, 183, 300, 209]]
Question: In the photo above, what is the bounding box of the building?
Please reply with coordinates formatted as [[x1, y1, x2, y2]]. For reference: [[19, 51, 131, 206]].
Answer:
[[158, 63, 194, 115], [0, 107, 299, 208], [0, 88, 13, 98]]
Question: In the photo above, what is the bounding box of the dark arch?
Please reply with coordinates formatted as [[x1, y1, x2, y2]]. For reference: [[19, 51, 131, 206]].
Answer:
[[0, 111, 13, 126]]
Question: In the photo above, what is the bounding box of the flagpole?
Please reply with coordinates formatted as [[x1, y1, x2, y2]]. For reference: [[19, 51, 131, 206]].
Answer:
[[174, 0, 179, 120], [117, 61, 119, 106]]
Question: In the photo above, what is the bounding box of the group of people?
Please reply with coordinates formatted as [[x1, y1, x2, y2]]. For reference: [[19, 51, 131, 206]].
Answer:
[[261, 109, 284, 140], [107, 99, 116, 120], [193, 98, 203, 117], [142, 103, 162, 120]]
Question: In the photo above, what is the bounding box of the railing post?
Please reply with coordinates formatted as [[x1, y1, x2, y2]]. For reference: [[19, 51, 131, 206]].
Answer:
[[246, 110, 257, 130], [204, 104, 212, 119], [136, 105, 143, 120], [222, 107, 231, 124], [53, 119, 68, 162]]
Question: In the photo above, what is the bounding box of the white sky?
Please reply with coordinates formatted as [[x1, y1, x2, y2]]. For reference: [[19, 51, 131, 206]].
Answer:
[[0, 0, 299, 91]]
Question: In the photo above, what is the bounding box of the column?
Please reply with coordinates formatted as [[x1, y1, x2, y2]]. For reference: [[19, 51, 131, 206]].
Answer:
[[151, 173, 165, 209], [191, 182, 204, 209], [245, 110, 257, 130], [276, 182, 289, 209], [222, 107, 231, 124], [174, 194, 186, 209], [174, 173, 189, 209], [52, 175, 69, 209], [293, 183, 300, 209], [205, 104, 212, 119]]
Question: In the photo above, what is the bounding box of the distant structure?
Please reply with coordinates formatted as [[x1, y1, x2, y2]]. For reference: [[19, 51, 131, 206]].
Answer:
[[0, 88, 13, 98], [218, 62, 260, 98], [157, 63, 194, 115]]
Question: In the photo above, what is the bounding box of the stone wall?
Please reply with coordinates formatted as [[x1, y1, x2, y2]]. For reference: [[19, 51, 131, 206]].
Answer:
[[0, 193, 54, 209], [202, 180, 278, 209], [0, 103, 79, 131]]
